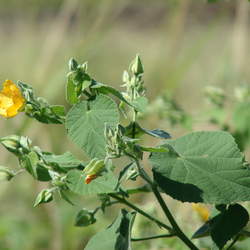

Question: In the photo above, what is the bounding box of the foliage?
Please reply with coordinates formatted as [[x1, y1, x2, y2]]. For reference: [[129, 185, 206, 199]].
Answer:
[[1, 55, 250, 250]]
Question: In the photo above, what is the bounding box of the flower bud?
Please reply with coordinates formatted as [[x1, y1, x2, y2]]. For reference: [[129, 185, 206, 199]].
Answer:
[[129, 54, 144, 75], [34, 189, 53, 207], [79, 62, 88, 72], [122, 70, 130, 83], [0, 135, 21, 154], [0, 166, 14, 181], [69, 58, 78, 71], [83, 159, 105, 184], [75, 209, 96, 227]]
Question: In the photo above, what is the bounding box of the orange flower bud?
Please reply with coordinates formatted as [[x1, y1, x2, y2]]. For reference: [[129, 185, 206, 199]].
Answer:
[[85, 174, 98, 184]]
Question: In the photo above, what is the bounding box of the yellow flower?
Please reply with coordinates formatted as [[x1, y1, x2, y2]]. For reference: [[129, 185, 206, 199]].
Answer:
[[0, 80, 25, 118], [192, 203, 210, 222]]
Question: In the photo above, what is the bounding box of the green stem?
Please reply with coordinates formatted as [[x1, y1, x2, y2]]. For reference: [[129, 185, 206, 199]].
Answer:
[[151, 185, 198, 250], [109, 193, 173, 232], [131, 233, 175, 242], [93, 201, 119, 215], [129, 107, 198, 249], [226, 234, 240, 250], [131, 156, 198, 250], [132, 110, 137, 138]]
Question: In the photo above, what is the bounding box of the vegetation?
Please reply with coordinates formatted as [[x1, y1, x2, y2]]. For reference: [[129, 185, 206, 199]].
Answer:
[[1, 1, 250, 249]]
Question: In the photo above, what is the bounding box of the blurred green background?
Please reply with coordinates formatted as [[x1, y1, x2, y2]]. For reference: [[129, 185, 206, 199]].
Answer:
[[0, 0, 250, 249]]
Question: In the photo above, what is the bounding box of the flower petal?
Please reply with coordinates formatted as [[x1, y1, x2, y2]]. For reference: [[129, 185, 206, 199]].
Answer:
[[0, 80, 25, 118]]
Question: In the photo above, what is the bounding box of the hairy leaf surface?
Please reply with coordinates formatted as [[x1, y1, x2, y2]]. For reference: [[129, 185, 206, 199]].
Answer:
[[150, 131, 250, 204], [65, 95, 119, 158], [66, 170, 117, 195]]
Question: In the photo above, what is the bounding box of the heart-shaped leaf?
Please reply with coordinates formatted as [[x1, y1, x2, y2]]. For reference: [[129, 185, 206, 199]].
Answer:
[[150, 131, 250, 204], [65, 95, 119, 158]]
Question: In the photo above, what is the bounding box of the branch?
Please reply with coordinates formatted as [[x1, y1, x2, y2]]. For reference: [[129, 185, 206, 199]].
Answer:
[[131, 233, 175, 242]]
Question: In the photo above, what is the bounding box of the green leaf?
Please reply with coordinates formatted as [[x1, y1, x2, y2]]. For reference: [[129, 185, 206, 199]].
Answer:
[[131, 96, 148, 113], [66, 170, 118, 195], [20, 152, 51, 181], [50, 105, 66, 117], [41, 151, 83, 171], [123, 122, 171, 139], [140, 128, 171, 139], [150, 131, 250, 204], [85, 209, 136, 250], [66, 78, 78, 104], [210, 204, 249, 249], [74, 209, 96, 227], [59, 189, 75, 205], [139, 146, 168, 153], [91, 82, 133, 107], [192, 222, 210, 239], [20, 151, 39, 178], [65, 95, 120, 158]]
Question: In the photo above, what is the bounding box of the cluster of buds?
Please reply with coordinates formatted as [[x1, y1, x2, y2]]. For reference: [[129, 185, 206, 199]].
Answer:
[[67, 58, 91, 95], [83, 158, 105, 184], [122, 55, 145, 102], [104, 124, 125, 158], [204, 86, 225, 107]]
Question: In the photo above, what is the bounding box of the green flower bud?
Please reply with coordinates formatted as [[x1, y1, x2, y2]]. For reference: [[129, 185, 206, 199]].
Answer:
[[122, 70, 130, 83], [0, 166, 15, 181], [0, 135, 21, 154], [129, 54, 144, 75], [83, 159, 105, 176], [79, 62, 88, 72], [34, 189, 53, 207], [69, 58, 78, 71], [74, 209, 96, 227]]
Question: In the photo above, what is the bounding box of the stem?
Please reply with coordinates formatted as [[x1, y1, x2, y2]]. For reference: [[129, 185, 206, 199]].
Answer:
[[151, 185, 198, 250], [129, 107, 198, 249], [131, 233, 175, 242], [132, 110, 137, 138], [109, 193, 173, 232], [226, 234, 240, 250], [128, 155, 198, 250], [93, 200, 119, 215]]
